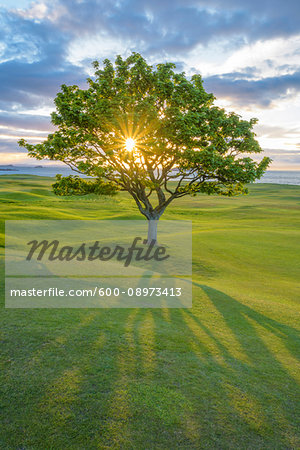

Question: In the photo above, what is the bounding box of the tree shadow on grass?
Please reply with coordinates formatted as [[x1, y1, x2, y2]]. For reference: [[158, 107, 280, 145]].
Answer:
[[1, 284, 300, 448], [197, 283, 300, 362], [182, 283, 300, 446]]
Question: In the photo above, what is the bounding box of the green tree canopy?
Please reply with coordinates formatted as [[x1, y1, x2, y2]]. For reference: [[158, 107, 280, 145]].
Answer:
[[19, 52, 270, 241]]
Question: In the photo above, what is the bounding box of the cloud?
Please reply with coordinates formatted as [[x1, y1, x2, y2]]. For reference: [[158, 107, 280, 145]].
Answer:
[[0, 0, 300, 165], [255, 125, 300, 139], [7, 1, 300, 46], [262, 148, 300, 168], [0, 112, 53, 132], [0, 5, 87, 110], [7, 0, 300, 61], [249, 147, 300, 169], [0, 139, 27, 153], [204, 70, 300, 107], [0, 58, 86, 110], [195, 35, 300, 79], [48, 0, 300, 50], [1, 1, 300, 111]]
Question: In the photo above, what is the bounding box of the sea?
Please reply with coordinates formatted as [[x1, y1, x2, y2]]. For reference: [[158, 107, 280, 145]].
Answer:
[[255, 171, 300, 186], [0, 165, 88, 178], [0, 165, 300, 185]]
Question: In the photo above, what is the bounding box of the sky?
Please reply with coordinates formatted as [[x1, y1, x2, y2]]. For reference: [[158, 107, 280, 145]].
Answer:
[[0, 0, 300, 169]]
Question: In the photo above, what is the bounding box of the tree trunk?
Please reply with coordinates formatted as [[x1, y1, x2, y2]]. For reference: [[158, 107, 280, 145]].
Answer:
[[147, 219, 159, 244]]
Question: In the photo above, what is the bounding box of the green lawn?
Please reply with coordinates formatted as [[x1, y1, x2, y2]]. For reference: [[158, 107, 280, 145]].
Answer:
[[0, 175, 299, 449]]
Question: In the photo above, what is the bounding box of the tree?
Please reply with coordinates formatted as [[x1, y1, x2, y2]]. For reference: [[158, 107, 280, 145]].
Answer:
[[19, 52, 271, 243]]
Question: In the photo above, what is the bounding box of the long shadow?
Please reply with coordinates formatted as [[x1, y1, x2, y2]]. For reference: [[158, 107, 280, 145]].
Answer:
[[197, 283, 300, 364], [1, 283, 300, 448], [0, 307, 135, 447], [184, 283, 300, 443]]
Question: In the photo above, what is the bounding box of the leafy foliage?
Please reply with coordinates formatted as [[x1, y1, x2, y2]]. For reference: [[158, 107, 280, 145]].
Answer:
[[19, 52, 271, 219], [52, 174, 118, 196]]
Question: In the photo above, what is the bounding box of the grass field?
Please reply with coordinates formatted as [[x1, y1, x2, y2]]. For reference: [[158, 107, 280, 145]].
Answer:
[[0, 175, 299, 449]]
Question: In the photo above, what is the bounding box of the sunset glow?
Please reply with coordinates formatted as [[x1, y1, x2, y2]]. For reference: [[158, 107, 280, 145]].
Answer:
[[0, 1, 299, 169], [125, 138, 136, 152]]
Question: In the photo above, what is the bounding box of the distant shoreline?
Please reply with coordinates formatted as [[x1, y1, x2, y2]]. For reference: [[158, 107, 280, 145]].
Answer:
[[0, 168, 300, 186]]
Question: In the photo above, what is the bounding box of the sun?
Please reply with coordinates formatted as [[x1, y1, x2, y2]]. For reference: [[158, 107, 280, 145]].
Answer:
[[125, 137, 136, 151]]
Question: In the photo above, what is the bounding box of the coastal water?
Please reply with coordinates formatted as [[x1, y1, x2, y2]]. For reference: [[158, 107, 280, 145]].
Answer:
[[255, 171, 300, 186], [0, 165, 85, 178], [0, 165, 300, 185]]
